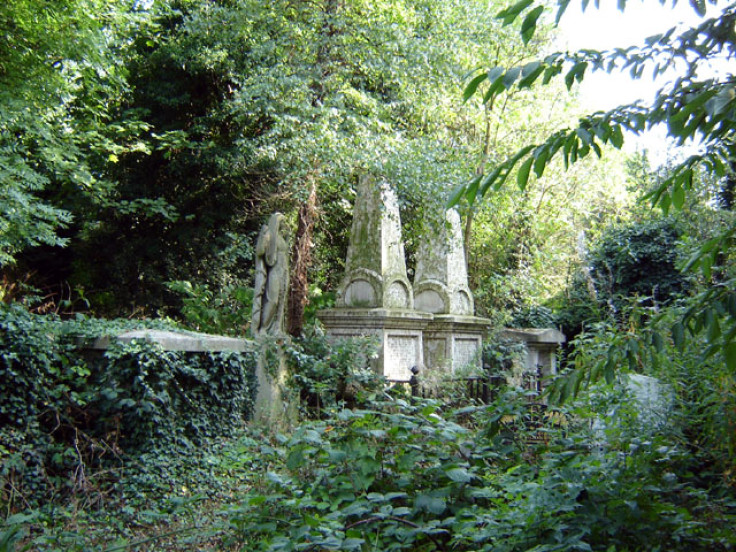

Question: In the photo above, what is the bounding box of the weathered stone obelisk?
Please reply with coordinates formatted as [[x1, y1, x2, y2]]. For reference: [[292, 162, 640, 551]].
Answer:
[[317, 175, 431, 381], [414, 209, 491, 373]]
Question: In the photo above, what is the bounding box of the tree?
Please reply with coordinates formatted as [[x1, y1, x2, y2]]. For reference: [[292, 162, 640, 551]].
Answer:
[[456, 0, 736, 371], [0, 0, 158, 270], [63, 0, 557, 324]]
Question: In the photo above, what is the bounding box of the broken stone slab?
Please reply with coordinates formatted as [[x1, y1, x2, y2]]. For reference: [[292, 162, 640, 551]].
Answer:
[[80, 329, 251, 352]]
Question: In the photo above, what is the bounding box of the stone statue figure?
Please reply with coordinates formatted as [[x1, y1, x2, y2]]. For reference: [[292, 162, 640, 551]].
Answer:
[[251, 213, 289, 336]]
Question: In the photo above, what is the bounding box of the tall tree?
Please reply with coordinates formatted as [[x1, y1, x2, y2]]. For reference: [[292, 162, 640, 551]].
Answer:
[[0, 0, 156, 270]]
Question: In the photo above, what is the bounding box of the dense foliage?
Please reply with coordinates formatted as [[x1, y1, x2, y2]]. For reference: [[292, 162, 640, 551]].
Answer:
[[455, 0, 736, 366], [0, 304, 257, 512], [2, 0, 736, 550], [225, 393, 734, 552]]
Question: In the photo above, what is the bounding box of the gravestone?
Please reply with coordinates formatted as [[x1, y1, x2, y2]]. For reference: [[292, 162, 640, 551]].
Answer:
[[414, 209, 491, 373], [319, 176, 431, 381]]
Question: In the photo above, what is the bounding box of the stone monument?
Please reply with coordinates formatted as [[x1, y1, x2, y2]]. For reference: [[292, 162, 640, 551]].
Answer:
[[318, 176, 431, 381], [502, 328, 565, 391], [335, 176, 413, 310], [252, 212, 289, 336], [413, 209, 473, 316], [414, 209, 491, 373], [251, 212, 293, 427]]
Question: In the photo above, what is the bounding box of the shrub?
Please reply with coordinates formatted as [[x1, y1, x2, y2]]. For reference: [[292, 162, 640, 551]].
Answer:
[[286, 328, 382, 417]]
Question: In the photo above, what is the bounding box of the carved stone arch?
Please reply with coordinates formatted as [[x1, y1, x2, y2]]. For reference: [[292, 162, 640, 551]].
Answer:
[[384, 276, 413, 309], [451, 288, 474, 316], [338, 268, 382, 308], [413, 279, 451, 314]]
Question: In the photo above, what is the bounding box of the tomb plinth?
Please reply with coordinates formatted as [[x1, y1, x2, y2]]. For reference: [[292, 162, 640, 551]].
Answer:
[[414, 209, 491, 373], [318, 308, 432, 382], [502, 328, 566, 385], [423, 314, 492, 373]]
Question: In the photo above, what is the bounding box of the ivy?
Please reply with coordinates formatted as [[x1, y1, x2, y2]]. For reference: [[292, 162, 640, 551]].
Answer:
[[0, 305, 258, 511]]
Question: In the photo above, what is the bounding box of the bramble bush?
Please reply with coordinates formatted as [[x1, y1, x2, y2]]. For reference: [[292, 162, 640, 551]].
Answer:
[[0, 304, 258, 513], [223, 388, 735, 551]]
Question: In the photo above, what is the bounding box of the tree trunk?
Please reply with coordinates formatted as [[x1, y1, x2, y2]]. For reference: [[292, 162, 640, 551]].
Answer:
[[287, 180, 318, 336]]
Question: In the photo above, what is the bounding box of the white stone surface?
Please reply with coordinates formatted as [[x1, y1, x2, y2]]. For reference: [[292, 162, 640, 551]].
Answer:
[[83, 329, 249, 352], [337, 175, 413, 309]]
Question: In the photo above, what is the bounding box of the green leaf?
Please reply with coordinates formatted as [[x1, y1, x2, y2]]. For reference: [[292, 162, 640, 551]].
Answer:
[[465, 174, 482, 204], [610, 124, 624, 149], [503, 66, 522, 89], [690, 0, 706, 16], [447, 178, 472, 207], [533, 147, 549, 177], [519, 61, 544, 88], [555, 0, 571, 23], [672, 322, 685, 350], [672, 184, 686, 210], [651, 331, 665, 352], [725, 341, 736, 372], [497, 0, 534, 26], [463, 72, 489, 102], [521, 6, 544, 43], [517, 156, 534, 190], [415, 494, 446, 514], [445, 466, 474, 483], [483, 68, 508, 103]]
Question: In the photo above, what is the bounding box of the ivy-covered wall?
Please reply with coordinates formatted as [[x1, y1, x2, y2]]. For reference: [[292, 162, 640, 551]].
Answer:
[[0, 304, 258, 510]]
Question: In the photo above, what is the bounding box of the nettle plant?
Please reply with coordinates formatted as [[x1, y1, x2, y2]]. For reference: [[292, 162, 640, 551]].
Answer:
[[0, 304, 258, 512]]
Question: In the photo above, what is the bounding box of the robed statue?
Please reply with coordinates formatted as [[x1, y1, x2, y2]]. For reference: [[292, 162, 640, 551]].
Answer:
[[251, 213, 289, 336]]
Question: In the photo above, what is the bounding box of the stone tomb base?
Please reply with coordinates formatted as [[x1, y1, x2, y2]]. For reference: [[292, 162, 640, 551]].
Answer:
[[317, 309, 491, 380], [423, 315, 492, 374], [502, 328, 566, 389], [317, 308, 432, 381]]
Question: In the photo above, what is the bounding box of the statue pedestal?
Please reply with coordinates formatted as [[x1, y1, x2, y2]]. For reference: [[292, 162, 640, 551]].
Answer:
[[317, 308, 432, 381], [423, 315, 492, 373], [253, 337, 297, 430]]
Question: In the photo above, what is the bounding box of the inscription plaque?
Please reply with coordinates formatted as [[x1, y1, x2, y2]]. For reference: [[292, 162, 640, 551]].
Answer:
[[385, 334, 420, 380], [453, 337, 480, 370]]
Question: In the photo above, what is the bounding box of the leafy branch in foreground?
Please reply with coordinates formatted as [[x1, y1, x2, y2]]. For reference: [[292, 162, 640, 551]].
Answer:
[[454, 1, 735, 205], [454, 0, 736, 381]]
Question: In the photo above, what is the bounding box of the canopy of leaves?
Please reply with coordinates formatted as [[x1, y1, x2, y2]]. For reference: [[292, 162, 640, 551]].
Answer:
[[456, 0, 736, 376]]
